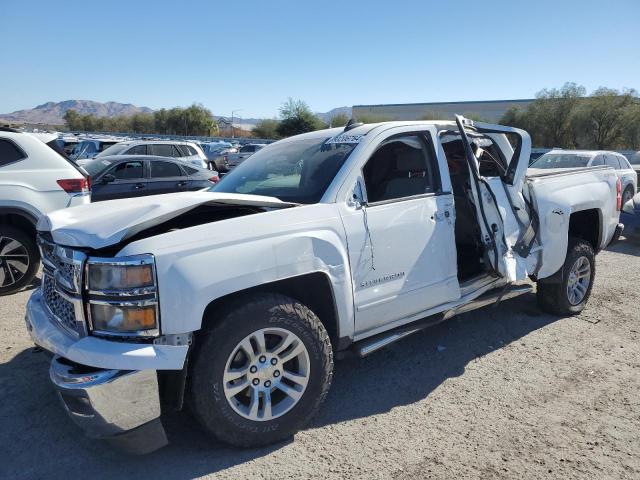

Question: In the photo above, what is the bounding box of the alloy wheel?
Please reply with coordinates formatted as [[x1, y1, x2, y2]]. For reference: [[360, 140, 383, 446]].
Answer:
[[566, 256, 591, 305], [223, 327, 310, 421], [0, 236, 30, 288]]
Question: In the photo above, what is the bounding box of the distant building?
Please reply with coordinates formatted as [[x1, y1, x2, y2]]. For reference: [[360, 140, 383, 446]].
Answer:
[[352, 99, 534, 123]]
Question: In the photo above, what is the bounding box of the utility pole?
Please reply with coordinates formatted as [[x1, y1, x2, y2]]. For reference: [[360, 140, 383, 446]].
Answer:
[[231, 109, 242, 138]]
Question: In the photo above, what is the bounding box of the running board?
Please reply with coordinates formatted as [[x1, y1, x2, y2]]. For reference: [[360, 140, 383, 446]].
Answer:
[[353, 284, 533, 358]]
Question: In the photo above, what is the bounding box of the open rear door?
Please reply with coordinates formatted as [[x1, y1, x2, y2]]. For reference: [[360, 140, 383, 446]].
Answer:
[[454, 115, 533, 281]]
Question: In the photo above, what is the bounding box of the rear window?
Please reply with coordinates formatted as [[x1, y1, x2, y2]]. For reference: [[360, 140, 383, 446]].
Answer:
[[186, 145, 198, 155], [99, 142, 118, 152], [530, 153, 591, 169], [0, 139, 27, 167]]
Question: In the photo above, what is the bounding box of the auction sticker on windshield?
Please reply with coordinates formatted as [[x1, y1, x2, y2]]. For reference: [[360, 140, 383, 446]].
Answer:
[[326, 134, 364, 144]]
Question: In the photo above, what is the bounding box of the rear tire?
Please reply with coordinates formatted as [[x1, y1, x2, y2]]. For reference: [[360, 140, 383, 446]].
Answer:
[[188, 293, 333, 447], [622, 185, 634, 206], [536, 238, 595, 315], [0, 225, 39, 296]]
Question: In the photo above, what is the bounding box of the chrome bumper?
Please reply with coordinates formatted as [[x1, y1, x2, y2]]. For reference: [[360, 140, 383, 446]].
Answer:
[[50, 356, 168, 454]]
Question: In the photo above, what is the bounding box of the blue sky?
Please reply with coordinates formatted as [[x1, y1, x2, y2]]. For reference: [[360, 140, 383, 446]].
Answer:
[[1, 0, 638, 118]]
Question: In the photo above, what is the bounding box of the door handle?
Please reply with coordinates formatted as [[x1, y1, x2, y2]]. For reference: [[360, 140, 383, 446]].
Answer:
[[134, 183, 145, 190], [177, 181, 187, 187]]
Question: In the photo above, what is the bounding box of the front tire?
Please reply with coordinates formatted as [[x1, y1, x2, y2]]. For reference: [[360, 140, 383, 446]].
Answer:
[[0, 225, 39, 296], [188, 293, 333, 447], [537, 238, 595, 315]]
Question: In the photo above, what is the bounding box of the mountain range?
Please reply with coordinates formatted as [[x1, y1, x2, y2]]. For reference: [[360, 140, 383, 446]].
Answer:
[[0, 100, 353, 127]]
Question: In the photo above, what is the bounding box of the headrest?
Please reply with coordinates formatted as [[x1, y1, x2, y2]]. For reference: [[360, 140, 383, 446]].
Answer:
[[396, 150, 425, 172]]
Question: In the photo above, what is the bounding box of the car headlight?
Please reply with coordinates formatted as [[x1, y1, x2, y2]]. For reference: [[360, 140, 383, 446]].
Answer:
[[86, 255, 159, 337]]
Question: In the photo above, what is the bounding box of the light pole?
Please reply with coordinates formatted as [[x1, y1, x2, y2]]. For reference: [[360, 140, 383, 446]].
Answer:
[[231, 109, 242, 138]]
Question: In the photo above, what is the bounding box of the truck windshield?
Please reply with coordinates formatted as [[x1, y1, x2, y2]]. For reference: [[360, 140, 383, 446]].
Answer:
[[530, 153, 591, 169], [211, 136, 357, 203]]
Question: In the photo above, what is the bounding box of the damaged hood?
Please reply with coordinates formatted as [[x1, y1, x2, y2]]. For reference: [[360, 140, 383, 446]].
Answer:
[[38, 191, 295, 249]]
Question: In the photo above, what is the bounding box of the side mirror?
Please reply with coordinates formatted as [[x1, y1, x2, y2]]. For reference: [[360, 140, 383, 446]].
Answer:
[[101, 174, 115, 184]]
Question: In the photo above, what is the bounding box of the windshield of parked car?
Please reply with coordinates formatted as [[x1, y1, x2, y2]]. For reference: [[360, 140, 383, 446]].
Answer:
[[211, 135, 358, 204], [96, 143, 128, 158], [82, 158, 114, 177], [530, 153, 592, 169]]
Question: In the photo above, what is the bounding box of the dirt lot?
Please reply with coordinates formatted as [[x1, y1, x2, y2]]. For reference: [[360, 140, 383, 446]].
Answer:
[[1, 217, 639, 480]]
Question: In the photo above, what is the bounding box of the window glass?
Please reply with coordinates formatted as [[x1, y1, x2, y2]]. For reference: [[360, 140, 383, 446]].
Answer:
[[363, 135, 434, 203], [96, 143, 128, 158], [617, 155, 631, 169], [186, 145, 197, 155], [530, 153, 591, 169], [150, 161, 183, 178], [111, 161, 144, 180], [126, 144, 147, 155], [212, 136, 357, 204], [240, 145, 253, 153], [629, 153, 640, 165], [591, 155, 605, 166], [605, 155, 621, 169], [0, 139, 26, 166], [148, 144, 175, 157], [99, 142, 118, 152], [175, 144, 189, 156], [184, 165, 198, 174]]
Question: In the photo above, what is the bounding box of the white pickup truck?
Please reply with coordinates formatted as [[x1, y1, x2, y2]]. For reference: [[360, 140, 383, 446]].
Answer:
[[25, 117, 623, 453]]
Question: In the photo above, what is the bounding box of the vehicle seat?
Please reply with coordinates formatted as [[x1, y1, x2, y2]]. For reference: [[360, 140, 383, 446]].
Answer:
[[380, 150, 429, 200]]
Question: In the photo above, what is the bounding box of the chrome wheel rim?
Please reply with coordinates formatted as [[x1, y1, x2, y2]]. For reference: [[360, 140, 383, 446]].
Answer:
[[566, 256, 591, 305], [223, 327, 310, 421], [0, 236, 30, 288]]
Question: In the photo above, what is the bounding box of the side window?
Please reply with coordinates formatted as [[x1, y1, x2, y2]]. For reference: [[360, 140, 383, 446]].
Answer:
[[605, 155, 621, 169], [0, 139, 27, 167], [175, 144, 189, 156], [148, 144, 175, 157], [591, 155, 605, 166], [186, 145, 197, 155], [363, 134, 435, 203], [183, 165, 198, 175], [150, 161, 183, 178], [240, 145, 253, 153], [126, 144, 147, 155], [111, 161, 144, 180]]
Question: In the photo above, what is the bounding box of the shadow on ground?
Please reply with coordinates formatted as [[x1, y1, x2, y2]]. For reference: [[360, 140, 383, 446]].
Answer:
[[1, 292, 562, 479]]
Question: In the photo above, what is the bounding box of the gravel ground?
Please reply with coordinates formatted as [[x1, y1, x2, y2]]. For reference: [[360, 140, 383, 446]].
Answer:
[[1, 216, 639, 479]]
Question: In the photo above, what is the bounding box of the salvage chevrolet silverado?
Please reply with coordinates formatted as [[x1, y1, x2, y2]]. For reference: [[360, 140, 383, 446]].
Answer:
[[25, 117, 623, 453]]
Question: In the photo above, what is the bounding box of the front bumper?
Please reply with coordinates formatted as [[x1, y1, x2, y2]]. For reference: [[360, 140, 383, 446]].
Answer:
[[50, 355, 167, 454]]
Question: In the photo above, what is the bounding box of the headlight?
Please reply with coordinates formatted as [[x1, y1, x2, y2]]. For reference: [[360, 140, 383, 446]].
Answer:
[[86, 255, 159, 337]]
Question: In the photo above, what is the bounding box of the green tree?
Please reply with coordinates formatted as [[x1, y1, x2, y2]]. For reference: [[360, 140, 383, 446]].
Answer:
[[63, 109, 82, 130], [253, 118, 281, 139], [572, 88, 638, 149], [329, 113, 349, 127], [276, 98, 324, 137]]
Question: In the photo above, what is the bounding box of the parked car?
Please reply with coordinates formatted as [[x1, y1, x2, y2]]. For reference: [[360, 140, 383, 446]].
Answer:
[[530, 149, 637, 204], [82, 155, 218, 202], [225, 143, 266, 169], [55, 135, 79, 156], [87, 140, 208, 169], [69, 138, 121, 162], [0, 128, 90, 295], [203, 142, 237, 172], [26, 117, 623, 453], [628, 151, 640, 189]]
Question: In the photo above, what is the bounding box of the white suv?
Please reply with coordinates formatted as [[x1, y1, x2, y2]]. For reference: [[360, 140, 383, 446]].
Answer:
[[0, 128, 90, 295], [88, 140, 209, 169]]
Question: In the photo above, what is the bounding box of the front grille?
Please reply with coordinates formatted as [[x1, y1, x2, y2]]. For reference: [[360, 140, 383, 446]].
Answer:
[[42, 275, 78, 333], [37, 235, 87, 337]]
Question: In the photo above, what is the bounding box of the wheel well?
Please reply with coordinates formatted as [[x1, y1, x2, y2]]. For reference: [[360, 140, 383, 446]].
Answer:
[[0, 211, 37, 238], [200, 272, 341, 348], [568, 209, 600, 250]]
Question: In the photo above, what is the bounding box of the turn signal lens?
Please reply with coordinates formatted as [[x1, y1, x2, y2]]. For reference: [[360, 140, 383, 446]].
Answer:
[[90, 304, 157, 333]]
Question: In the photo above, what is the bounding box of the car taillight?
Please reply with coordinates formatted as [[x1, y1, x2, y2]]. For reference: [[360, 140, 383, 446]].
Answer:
[[57, 178, 90, 194], [209, 175, 220, 183], [223, 155, 228, 161], [616, 178, 622, 210]]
